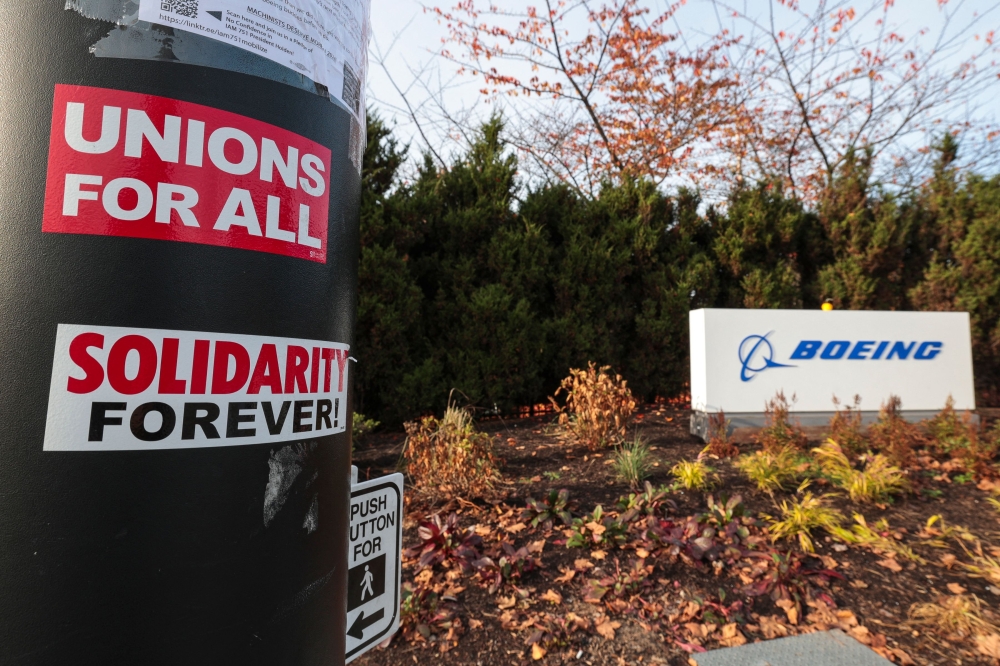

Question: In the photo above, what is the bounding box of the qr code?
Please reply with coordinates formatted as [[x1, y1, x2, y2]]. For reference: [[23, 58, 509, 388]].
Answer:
[[160, 0, 199, 18]]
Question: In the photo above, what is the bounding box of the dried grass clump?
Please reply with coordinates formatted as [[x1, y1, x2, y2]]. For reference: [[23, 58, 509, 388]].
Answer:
[[754, 392, 806, 453], [959, 541, 1000, 587], [910, 594, 999, 640], [813, 439, 907, 503], [868, 395, 923, 467], [403, 404, 501, 500], [552, 363, 636, 450]]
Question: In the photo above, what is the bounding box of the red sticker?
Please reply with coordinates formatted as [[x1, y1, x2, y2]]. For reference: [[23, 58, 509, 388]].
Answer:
[[42, 84, 331, 263]]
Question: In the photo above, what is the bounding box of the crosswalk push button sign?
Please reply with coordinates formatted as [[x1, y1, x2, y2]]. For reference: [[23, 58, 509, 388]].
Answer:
[[345, 473, 403, 663]]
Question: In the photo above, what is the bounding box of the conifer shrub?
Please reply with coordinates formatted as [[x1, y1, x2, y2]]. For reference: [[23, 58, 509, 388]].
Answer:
[[552, 363, 637, 450], [402, 405, 501, 500]]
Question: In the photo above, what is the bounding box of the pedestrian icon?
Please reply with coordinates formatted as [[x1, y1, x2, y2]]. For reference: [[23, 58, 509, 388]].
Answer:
[[347, 553, 386, 611], [361, 565, 374, 600]]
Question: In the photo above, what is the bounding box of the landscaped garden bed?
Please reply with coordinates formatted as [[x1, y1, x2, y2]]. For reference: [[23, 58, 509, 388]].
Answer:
[[352, 371, 1000, 666]]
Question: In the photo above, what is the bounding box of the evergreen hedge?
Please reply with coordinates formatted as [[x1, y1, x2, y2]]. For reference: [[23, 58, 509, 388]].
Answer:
[[357, 117, 1000, 425]]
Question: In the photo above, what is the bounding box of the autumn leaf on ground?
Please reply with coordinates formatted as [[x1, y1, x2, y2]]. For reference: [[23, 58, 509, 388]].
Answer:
[[469, 618, 483, 629], [776, 598, 799, 625], [877, 558, 903, 573], [506, 522, 527, 534], [595, 618, 622, 640], [540, 589, 562, 605], [977, 633, 1000, 659], [683, 622, 713, 639], [947, 582, 968, 595], [497, 596, 516, 610], [636, 547, 650, 558], [848, 625, 871, 645], [819, 555, 839, 570], [554, 567, 575, 584], [718, 623, 747, 647], [584, 580, 609, 604], [586, 521, 606, 535], [758, 615, 789, 639], [574, 559, 594, 571], [592, 550, 607, 560], [528, 539, 546, 554], [940, 553, 957, 568], [850, 579, 869, 588], [531, 643, 546, 660], [888, 647, 916, 665]]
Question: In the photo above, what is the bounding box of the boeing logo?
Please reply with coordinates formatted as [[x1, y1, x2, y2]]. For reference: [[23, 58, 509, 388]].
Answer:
[[739, 333, 793, 382], [738, 335, 944, 382]]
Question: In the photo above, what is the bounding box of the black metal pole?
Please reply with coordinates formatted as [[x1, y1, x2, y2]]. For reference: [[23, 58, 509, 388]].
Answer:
[[0, 2, 363, 664]]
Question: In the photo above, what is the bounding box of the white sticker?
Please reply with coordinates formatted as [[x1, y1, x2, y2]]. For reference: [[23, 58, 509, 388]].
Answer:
[[44, 324, 350, 451], [137, 0, 369, 117]]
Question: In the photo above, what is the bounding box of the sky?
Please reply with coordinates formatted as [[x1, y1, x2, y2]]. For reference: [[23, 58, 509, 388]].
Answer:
[[365, 0, 1000, 178]]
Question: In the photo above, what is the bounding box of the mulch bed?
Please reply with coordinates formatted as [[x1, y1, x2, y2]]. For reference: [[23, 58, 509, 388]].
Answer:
[[351, 406, 1000, 666]]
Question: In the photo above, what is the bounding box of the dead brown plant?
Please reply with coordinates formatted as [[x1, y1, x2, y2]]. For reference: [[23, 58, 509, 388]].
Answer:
[[552, 363, 636, 451], [909, 594, 999, 641], [704, 411, 739, 458], [925, 397, 999, 478], [754, 392, 806, 453], [828, 395, 867, 456], [403, 404, 501, 500], [868, 396, 923, 467]]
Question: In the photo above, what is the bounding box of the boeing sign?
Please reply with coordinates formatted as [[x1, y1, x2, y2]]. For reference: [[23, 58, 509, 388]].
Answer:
[[691, 309, 974, 436], [739, 335, 945, 382]]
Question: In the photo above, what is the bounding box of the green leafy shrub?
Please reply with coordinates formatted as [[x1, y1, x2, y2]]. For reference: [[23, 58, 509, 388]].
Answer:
[[523, 489, 575, 530], [352, 412, 380, 442], [567, 506, 627, 549]]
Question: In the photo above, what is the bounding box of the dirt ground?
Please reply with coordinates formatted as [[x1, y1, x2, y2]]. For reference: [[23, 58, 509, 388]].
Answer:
[[351, 406, 1000, 666]]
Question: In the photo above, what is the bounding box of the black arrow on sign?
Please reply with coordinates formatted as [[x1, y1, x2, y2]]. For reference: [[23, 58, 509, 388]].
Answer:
[[347, 608, 385, 640]]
